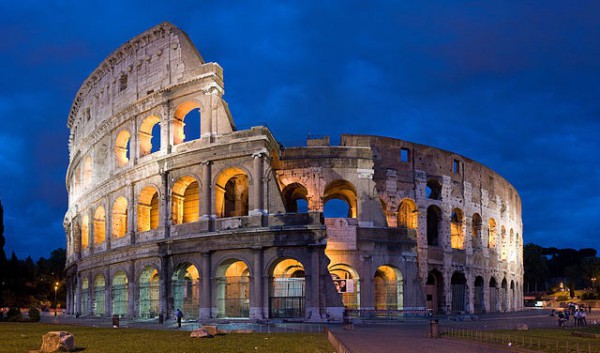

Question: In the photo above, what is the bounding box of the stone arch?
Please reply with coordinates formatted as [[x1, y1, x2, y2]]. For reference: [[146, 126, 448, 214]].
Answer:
[[93, 206, 106, 245], [489, 276, 499, 312], [450, 271, 467, 312], [427, 205, 441, 246], [374, 265, 403, 310], [172, 263, 200, 320], [510, 280, 515, 311], [215, 258, 251, 318], [172, 176, 200, 224], [138, 265, 160, 318], [281, 182, 309, 213], [329, 263, 360, 309], [471, 213, 482, 249], [139, 115, 161, 156], [474, 276, 485, 313], [112, 271, 128, 317], [500, 226, 507, 260], [323, 179, 358, 218], [426, 179, 442, 200], [138, 186, 160, 232], [269, 257, 306, 318], [81, 277, 90, 316], [450, 208, 465, 249], [93, 273, 106, 316], [488, 218, 497, 248], [426, 269, 444, 314], [173, 101, 202, 145], [215, 167, 249, 218], [81, 214, 89, 250], [83, 156, 92, 189], [501, 278, 508, 311], [398, 198, 418, 230], [115, 129, 131, 167], [112, 196, 128, 238]]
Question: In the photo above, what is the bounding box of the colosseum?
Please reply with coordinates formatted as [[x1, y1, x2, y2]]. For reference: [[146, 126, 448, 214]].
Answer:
[[63, 22, 523, 322]]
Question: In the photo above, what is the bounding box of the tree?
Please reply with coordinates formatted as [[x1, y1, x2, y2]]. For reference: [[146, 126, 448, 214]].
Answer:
[[523, 243, 549, 292]]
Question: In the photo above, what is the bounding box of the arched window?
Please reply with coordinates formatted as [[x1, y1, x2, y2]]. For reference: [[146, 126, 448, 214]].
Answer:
[[500, 226, 507, 260], [451, 272, 466, 312], [329, 264, 360, 310], [427, 205, 441, 246], [115, 130, 131, 167], [93, 274, 105, 316], [172, 176, 199, 224], [83, 156, 92, 188], [282, 183, 309, 213], [488, 218, 497, 248], [93, 207, 106, 245], [112, 271, 128, 317], [270, 258, 306, 318], [425, 179, 442, 200], [374, 265, 403, 310], [81, 214, 89, 249], [172, 263, 200, 320], [216, 260, 250, 318], [139, 266, 160, 318], [450, 208, 465, 249], [215, 168, 249, 218], [112, 197, 128, 238], [173, 102, 201, 145], [138, 186, 160, 232], [323, 179, 357, 218], [471, 213, 482, 249], [139, 115, 161, 157], [398, 199, 417, 229]]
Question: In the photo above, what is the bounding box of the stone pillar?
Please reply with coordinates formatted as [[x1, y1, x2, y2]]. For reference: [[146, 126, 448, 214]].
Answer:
[[161, 171, 170, 238], [160, 256, 170, 320], [128, 261, 136, 318], [199, 252, 212, 319], [75, 276, 81, 316], [467, 274, 474, 313], [251, 152, 264, 215], [129, 183, 136, 245], [359, 259, 375, 311], [105, 198, 112, 251], [87, 272, 93, 316], [131, 116, 138, 165], [104, 267, 111, 316], [250, 248, 264, 319], [200, 161, 212, 218], [201, 92, 213, 139]]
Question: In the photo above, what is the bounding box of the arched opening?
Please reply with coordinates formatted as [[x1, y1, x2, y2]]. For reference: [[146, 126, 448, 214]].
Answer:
[[81, 277, 89, 316], [215, 168, 249, 218], [112, 197, 128, 238], [489, 277, 498, 312], [281, 183, 309, 213], [450, 208, 465, 249], [426, 270, 444, 314], [488, 218, 497, 248], [115, 130, 131, 167], [112, 271, 128, 317], [500, 226, 507, 260], [93, 274, 105, 316], [323, 179, 357, 218], [216, 260, 250, 318], [427, 205, 441, 246], [172, 263, 200, 320], [474, 276, 485, 313], [398, 199, 418, 229], [173, 101, 201, 145], [471, 213, 482, 249], [138, 186, 160, 232], [269, 258, 306, 318], [374, 265, 403, 310], [139, 115, 161, 157], [450, 272, 467, 312], [172, 176, 199, 224], [510, 280, 515, 311], [93, 207, 106, 245], [329, 264, 360, 309], [81, 215, 89, 249], [426, 179, 442, 200], [501, 278, 508, 312], [139, 266, 160, 318], [83, 156, 92, 188]]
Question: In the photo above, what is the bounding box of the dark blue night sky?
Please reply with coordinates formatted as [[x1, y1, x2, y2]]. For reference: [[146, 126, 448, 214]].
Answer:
[[1, 1, 599, 260]]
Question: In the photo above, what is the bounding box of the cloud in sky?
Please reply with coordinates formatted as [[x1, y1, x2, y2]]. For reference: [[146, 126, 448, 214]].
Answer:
[[0, 1, 599, 259]]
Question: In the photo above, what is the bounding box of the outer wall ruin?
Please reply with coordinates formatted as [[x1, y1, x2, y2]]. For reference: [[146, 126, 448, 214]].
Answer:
[[64, 23, 523, 322]]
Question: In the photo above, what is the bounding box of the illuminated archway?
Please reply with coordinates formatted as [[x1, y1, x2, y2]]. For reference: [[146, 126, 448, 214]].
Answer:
[[112, 271, 128, 317], [500, 226, 507, 260], [172, 176, 199, 224], [115, 130, 131, 167], [112, 197, 128, 238], [81, 215, 89, 249], [83, 156, 92, 188], [81, 277, 89, 316], [173, 101, 201, 145], [138, 186, 159, 232], [323, 179, 357, 218], [269, 258, 306, 318], [215, 168, 249, 218], [450, 208, 465, 249], [216, 260, 250, 318], [374, 265, 403, 310], [172, 263, 200, 320], [488, 218, 497, 248], [398, 199, 417, 229], [139, 115, 161, 156], [281, 182, 309, 213], [93, 207, 106, 245], [93, 274, 105, 316], [139, 266, 160, 318], [329, 264, 360, 309]]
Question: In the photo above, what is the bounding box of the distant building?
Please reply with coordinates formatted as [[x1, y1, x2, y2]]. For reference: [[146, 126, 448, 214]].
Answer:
[[64, 23, 523, 321]]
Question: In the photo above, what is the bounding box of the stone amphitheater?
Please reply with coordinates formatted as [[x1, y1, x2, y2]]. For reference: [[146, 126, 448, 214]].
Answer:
[[63, 22, 523, 322]]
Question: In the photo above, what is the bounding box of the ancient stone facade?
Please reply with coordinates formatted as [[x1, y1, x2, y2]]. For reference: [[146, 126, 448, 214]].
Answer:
[[64, 23, 523, 322]]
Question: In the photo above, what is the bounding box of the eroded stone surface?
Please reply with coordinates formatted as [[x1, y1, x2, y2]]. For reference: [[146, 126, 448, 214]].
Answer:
[[40, 331, 75, 352]]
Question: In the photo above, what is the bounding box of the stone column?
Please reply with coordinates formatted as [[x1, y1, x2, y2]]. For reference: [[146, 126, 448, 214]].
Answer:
[[201, 92, 213, 139], [251, 152, 264, 215], [199, 252, 212, 319], [161, 171, 170, 238], [105, 198, 112, 251], [131, 115, 138, 165], [250, 248, 264, 319], [200, 161, 212, 218], [75, 275, 81, 316], [129, 183, 136, 245], [160, 256, 170, 320], [104, 267, 111, 316], [128, 261, 136, 318], [87, 272, 93, 316]]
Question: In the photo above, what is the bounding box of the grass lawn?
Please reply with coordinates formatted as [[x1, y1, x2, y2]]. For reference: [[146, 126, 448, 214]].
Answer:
[[0, 322, 334, 353], [444, 325, 600, 353]]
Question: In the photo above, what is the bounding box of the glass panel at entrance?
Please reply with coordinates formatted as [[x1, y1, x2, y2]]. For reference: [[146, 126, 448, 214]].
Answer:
[[217, 260, 249, 318], [139, 266, 159, 318], [172, 264, 200, 320], [270, 258, 305, 318], [112, 271, 128, 317]]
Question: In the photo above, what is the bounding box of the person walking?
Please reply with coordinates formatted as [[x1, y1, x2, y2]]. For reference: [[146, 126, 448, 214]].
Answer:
[[176, 309, 183, 328]]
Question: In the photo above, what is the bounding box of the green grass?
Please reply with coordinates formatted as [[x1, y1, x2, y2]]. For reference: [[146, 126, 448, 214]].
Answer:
[[444, 326, 600, 353], [0, 322, 334, 353]]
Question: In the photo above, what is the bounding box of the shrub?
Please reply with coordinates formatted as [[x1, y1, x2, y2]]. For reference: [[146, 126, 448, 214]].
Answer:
[[6, 307, 22, 322], [557, 295, 569, 302], [28, 307, 40, 322]]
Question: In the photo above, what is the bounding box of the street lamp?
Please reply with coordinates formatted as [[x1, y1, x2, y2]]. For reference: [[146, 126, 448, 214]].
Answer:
[[54, 282, 59, 317]]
